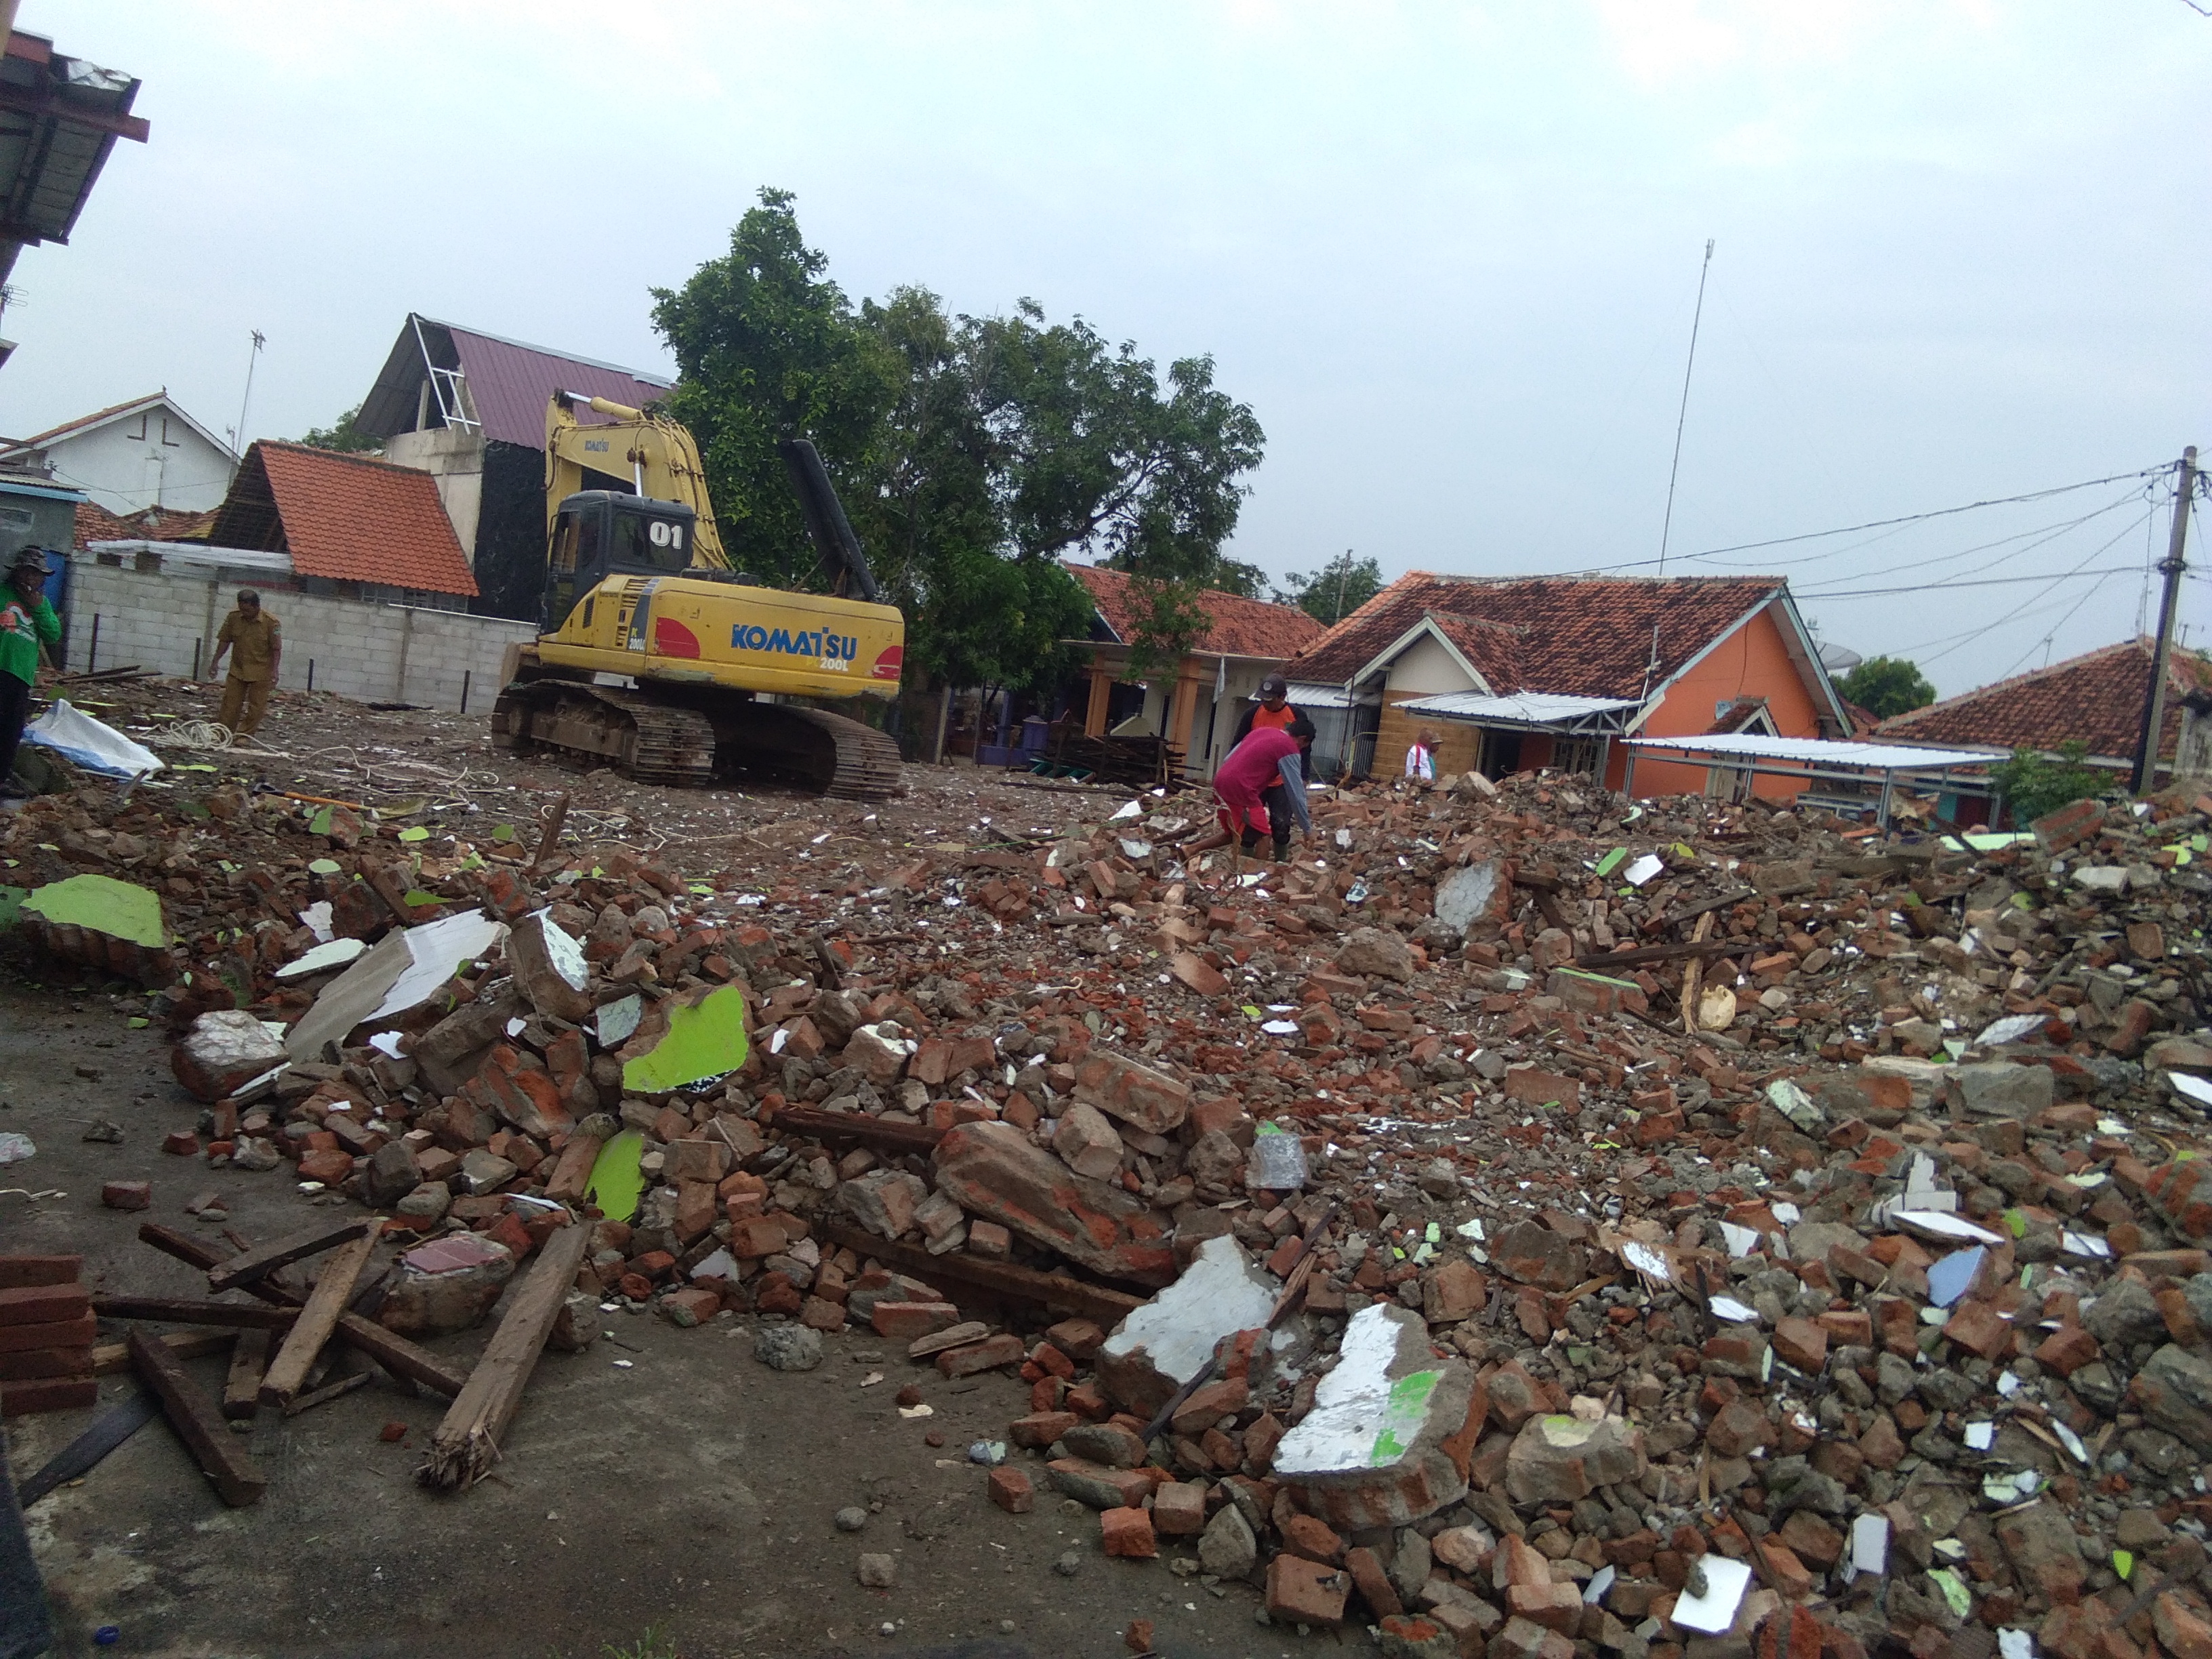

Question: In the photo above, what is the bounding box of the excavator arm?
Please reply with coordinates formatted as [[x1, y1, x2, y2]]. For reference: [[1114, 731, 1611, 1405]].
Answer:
[[544, 390, 731, 570]]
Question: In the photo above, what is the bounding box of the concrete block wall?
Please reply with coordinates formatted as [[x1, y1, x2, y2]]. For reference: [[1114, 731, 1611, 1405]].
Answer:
[[62, 554, 536, 714]]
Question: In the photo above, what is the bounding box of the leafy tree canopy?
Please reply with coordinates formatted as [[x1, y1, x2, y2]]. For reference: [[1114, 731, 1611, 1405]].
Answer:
[[1274, 552, 1383, 627], [1992, 740, 2112, 827], [652, 190, 1265, 690], [1839, 655, 1936, 720], [297, 405, 381, 454]]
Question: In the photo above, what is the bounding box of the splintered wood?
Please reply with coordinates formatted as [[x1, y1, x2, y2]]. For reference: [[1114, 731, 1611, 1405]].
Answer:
[[417, 1220, 592, 1492]]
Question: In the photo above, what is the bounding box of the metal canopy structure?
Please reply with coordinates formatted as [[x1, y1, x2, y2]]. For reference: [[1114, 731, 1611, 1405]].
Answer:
[[1622, 731, 2010, 827], [0, 30, 146, 291], [1395, 690, 1642, 735]]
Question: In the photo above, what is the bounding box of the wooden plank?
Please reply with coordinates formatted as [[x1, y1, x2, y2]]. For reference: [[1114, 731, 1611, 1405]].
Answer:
[[771, 1105, 943, 1155], [418, 1221, 592, 1492], [222, 1330, 268, 1420], [91, 1330, 231, 1375], [139, 1223, 468, 1399], [818, 1223, 1144, 1325], [282, 1368, 371, 1417], [1573, 938, 1740, 970], [92, 1295, 297, 1330], [259, 1221, 382, 1407], [126, 1328, 266, 1507], [205, 1216, 374, 1294], [16, 1389, 163, 1506]]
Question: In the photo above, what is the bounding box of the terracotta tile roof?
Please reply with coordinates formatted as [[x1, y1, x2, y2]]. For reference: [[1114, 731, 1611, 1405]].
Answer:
[[1283, 571, 1783, 698], [1876, 637, 2212, 764], [1706, 696, 1771, 736], [73, 500, 216, 550], [209, 441, 478, 598], [1067, 562, 1321, 660], [9, 392, 165, 450]]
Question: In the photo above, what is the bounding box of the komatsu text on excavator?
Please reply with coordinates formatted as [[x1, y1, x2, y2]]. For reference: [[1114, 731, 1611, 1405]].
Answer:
[[491, 390, 906, 798]]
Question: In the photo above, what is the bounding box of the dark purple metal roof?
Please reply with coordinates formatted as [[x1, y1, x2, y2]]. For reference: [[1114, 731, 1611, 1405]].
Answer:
[[354, 314, 672, 449], [445, 323, 672, 449]]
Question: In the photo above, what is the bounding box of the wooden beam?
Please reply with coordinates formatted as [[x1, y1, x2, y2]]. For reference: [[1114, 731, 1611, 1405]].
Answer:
[[1574, 938, 1740, 970], [223, 1330, 268, 1420], [819, 1223, 1143, 1325], [91, 1330, 230, 1375], [16, 1389, 163, 1507], [92, 1295, 297, 1330], [259, 1222, 382, 1408], [127, 1329, 266, 1507], [770, 1105, 942, 1156], [418, 1222, 592, 1492], [140, 1222, 468, 1399], [205, 1216, 374, 1294]]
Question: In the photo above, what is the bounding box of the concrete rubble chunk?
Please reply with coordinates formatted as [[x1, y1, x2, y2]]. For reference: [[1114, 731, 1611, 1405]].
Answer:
[[1336, 926, 1416, 983], [376, 1231, 515, 1336], [1094, 1235, 1292, 1418], [1050, 1099, 1124, 1180], [172, 1010, 288, 1101], [1503, 1412, 1646, 1504], [508, 907, 592, 1021], [929, 1120, 1173, 1286], [1271, 1303, 1479, 1530], [1071, 1049, 1191, 1134]]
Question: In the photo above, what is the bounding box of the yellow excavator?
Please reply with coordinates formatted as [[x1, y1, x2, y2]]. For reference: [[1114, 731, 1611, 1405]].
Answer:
[[491, 390, 906, 798]]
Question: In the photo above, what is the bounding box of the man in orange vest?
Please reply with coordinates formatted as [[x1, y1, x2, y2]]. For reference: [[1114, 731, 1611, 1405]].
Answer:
[[1229, 674, 1314, 861]]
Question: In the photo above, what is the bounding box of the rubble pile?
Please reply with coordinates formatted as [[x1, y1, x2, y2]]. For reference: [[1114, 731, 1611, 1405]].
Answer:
[[10, 736, 2212, 1658]]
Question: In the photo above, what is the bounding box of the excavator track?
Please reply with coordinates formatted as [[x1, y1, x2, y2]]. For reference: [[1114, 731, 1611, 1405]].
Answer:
[[491, 681, 716, 787], [493, 675, 904, 801]]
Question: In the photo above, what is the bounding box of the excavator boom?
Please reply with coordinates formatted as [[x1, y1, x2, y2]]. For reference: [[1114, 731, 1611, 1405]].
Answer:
[[544, 388, 731, 569]]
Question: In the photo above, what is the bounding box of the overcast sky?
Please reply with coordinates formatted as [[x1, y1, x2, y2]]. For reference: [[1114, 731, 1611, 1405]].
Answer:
[[12, 2, 2211, 696]]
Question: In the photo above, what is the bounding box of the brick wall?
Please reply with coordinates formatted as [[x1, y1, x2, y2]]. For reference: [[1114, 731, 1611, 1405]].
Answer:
[[1375, 696, 1481, 779], [62, 554, 537, 714]]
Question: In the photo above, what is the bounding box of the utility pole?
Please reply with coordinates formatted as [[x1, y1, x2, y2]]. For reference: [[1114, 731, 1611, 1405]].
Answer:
[[230, 329, 266, 473], [2131, 446, 2197, 794]]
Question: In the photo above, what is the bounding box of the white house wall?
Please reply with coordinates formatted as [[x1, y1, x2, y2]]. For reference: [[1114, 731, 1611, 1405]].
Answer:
[[1387, 633, 1483, 696], [33, 413, 234, 514], [386, 427, 487, 563]]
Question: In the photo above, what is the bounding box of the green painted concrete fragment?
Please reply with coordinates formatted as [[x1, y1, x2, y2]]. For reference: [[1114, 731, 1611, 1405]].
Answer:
[[621, 985, 750, 1093], [1368, 1370, 1443, 1466], [22, 874, 166, 947], [584, 1130, 646, 1224], [1595, 847, 1626, 876], [0, 886, 24, 930]]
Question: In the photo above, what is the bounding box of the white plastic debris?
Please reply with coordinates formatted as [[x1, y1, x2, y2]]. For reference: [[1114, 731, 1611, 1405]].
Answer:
[[1670, 1555, 1753, 1633], [1622, 853, 1664, 887], [1850, 1513, 1889, 1578]]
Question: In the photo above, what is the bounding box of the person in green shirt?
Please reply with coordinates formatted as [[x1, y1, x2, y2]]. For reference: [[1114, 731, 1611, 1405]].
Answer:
[[0, 546, 60, 800]]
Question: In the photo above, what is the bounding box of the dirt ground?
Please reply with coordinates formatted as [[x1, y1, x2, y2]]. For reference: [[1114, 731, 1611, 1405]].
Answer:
[[1, 684, 1288, 1659]]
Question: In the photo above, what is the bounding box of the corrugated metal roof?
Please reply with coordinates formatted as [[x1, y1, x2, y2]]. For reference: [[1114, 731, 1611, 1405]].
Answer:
[[1626, 733, 2005, 770], [1397, 691, 1642, 728], [0, 32, 148, 289], [355, 314, 673, 449]]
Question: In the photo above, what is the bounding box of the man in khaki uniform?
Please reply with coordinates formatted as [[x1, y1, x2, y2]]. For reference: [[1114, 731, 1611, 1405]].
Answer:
[[208, 589, 281, 735]]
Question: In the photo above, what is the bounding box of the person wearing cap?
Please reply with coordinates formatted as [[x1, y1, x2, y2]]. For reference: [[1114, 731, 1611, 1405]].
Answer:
[[0, 547, 60, 800], [1233, 673, 1315, 852], [1405, 727, 1439, 784], [207, 588, 281, 737]]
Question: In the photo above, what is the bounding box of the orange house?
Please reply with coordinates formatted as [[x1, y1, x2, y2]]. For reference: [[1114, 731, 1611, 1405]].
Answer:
[[1276, 572, 1851, 796]]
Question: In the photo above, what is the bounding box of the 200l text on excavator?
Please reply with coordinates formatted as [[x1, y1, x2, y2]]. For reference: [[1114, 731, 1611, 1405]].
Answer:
[[491, 390, 907, 800]]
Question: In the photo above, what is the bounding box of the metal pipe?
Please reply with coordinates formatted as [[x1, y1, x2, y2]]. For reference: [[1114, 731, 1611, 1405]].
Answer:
[[87, 613, 98, 673], [460, 670, 471, 715]]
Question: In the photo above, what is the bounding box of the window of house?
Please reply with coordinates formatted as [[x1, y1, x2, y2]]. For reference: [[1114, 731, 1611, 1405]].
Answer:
[[1553, 736, 1601, 777]]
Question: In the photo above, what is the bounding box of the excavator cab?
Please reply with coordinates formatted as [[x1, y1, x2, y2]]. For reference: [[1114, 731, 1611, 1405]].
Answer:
[[542, 490, 699, 632]]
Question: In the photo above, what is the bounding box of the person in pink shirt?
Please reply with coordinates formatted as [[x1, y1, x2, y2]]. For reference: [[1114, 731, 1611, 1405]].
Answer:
[[1179, 720, 1312, 871]]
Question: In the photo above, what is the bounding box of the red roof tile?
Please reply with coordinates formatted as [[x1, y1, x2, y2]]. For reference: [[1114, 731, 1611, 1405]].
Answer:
[[1283, 571, 1784, 699], [209, 441, 478, 598], [1067, 562, 1320, 660], [1875, 637, 2212, 764], [73, 500, 216, 550]]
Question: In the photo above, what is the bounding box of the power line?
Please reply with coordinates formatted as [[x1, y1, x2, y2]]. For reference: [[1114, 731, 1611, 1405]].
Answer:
[[1805, 563, 2140, 600], [1789, 491, 2144, 594], [1568, 464, 2168, 576], [1914, 510, 2157, 666]]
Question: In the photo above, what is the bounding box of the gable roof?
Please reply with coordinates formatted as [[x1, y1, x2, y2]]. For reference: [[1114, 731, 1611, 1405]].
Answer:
[[1876, 637, 2212, 765], [1067, 562, 1322, 660], [1284, 571, 1789, 702], [355, 314, 674, 450], [74, 500, 216, 549], [1, 392, 235, 462], [208, 441, 478, 598]]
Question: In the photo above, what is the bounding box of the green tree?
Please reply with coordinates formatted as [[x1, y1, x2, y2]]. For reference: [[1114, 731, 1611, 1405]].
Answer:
[[1274, 552, 1383, 626], [297, 405, 381, 453], [651, 188, 901, 591], [1839, 655, 1937, 720], [652, 194, 1266, 689], [1992, 741, 2112, 827]]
